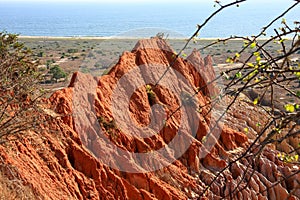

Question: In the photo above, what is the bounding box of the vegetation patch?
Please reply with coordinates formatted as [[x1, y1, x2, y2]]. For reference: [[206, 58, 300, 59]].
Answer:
[[146, 84, 156, 105]]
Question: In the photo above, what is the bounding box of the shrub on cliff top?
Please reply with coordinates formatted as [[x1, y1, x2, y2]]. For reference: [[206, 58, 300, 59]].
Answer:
[[0, 32, 43, 143]]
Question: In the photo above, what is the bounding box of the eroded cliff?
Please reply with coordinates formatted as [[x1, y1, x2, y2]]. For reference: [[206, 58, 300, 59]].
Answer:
[[0, 38, 299, 200]]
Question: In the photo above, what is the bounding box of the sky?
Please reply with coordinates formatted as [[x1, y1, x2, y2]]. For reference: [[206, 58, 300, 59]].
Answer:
[[0, 0, 286, 3]]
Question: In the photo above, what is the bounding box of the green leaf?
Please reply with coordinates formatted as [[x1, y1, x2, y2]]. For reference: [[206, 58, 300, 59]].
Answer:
[[295, 72, 300, 78], [256, 56, 261, 63], [275, 128, 282, 133], [296, 91, 300, 97], [247, 62, 255, 67], [226, 57, 234, 64], [243, 70, 258, 82], [253, 52, 260, 57], [235, 72, 242, 78], [279, 39, 286, 43], [250, 42, 256, 49], [256, 122, 261, 127], [295, 104, 300, 109], [284, 104, 295, 112], [253, 97, 259, 105]]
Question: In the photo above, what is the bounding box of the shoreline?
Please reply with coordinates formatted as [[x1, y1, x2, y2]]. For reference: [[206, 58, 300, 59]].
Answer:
[[18, 35, 292, 41], [17, 35, 245, 41], [19, 35, 221, 40], [19, 36, 113, 40]]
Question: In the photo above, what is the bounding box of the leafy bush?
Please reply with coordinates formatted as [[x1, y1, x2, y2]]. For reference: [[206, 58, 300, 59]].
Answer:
[[0, 32, 43, 143], [49, 65, 67, 81], [67, 48, 78, 53]]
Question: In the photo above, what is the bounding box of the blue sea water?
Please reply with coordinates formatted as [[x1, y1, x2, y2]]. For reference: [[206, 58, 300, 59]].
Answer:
[[0, 1, 299, 38]]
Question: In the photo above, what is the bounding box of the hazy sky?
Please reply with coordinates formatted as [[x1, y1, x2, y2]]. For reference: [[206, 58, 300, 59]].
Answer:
[[0, 0, 286, 3]]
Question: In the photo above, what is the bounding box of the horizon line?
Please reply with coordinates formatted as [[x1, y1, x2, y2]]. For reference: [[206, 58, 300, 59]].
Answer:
[[18, 35, 287, 41]]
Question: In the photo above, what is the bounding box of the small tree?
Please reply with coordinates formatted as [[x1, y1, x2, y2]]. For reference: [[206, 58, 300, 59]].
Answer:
[[49, 65, 67, 82], [0, 32, 43, 143]]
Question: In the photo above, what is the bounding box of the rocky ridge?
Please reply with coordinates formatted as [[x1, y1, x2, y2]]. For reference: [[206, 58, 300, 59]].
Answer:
[[0, 38, 299, 200]]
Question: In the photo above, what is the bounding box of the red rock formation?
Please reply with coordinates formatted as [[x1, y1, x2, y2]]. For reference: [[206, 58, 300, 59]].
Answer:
[[0, 38, 299, 200]]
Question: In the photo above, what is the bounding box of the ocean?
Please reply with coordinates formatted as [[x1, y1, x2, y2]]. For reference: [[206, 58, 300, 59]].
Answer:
[[0, 1, 299, 38]]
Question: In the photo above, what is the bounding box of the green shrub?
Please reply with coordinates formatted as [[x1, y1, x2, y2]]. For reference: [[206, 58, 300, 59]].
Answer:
[[49, 65, 67, 81], [0, 32, 43, 143], [67, 48, 78, 53]]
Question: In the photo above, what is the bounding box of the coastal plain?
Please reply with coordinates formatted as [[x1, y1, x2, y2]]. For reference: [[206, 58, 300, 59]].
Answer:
[[20, 36, 289, 86]]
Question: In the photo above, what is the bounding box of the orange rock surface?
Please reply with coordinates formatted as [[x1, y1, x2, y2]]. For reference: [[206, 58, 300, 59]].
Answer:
[[0, 38, 299, 200]]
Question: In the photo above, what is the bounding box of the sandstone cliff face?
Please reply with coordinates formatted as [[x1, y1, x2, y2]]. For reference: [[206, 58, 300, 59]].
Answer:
[[0, 38, 299, 200]]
